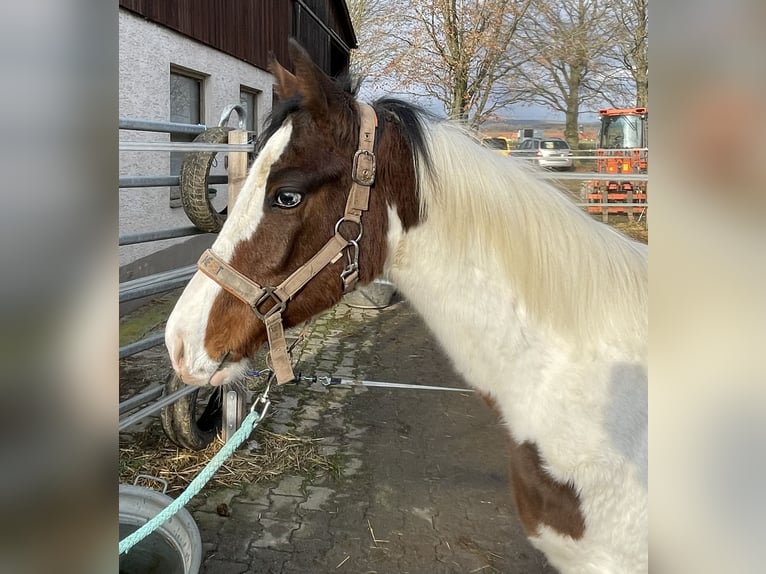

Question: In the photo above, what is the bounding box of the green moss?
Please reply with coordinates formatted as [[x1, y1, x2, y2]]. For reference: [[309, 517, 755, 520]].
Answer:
[[119, 296, 178, 346]]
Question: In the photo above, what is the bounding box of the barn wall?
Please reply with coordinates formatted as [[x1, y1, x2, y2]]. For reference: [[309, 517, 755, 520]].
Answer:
[[119, 8, 274, 266], [119, 1, 356, 270], [118, 0, 355, 75]]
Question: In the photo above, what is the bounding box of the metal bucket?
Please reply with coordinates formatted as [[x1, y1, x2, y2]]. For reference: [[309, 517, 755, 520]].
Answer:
[[343, 278, 396, 309], [119, 480, 202, 574]]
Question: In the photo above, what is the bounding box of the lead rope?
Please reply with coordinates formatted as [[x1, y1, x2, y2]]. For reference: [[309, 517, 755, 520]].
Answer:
[[119, 381, 273, 556]]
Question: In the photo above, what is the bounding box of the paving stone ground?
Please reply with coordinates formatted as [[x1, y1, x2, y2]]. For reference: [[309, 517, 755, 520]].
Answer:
[[121, 295, 557, 573]]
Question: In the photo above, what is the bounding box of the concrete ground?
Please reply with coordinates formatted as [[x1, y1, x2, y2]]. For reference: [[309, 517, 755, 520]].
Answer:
[[121, 296, 557, 573]]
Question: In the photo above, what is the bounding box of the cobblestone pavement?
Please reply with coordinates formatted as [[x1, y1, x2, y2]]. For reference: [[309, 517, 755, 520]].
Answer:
[[181, 296, 556, 574]]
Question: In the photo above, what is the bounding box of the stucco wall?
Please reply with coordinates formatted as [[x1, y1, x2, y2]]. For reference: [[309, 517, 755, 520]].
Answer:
[[119, 8, 274, 267]]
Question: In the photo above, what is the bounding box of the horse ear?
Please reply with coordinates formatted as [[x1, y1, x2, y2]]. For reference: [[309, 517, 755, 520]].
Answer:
[[288, 38, 338, 116], [269, 52, 299, 99]]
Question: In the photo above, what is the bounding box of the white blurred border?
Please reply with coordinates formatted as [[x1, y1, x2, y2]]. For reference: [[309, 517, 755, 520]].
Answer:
[[0, 1, 117, 572], [651, 1, 766, 571]]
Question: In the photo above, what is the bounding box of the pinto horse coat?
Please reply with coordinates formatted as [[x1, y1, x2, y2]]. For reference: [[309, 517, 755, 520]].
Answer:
[[165, 41, 648, 573]]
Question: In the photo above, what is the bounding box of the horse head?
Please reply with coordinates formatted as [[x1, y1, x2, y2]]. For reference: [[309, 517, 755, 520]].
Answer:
[[165, 40, 420, 386]]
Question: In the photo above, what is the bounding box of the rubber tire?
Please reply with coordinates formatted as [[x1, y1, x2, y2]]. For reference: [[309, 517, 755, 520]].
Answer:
[[179, 126, 231, 232], [160, 371, 223, 451]]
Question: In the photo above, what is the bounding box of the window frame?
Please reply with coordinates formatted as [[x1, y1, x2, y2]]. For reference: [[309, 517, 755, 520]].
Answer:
[[239, 85, 261, 136], [169, 66, 207, 207]]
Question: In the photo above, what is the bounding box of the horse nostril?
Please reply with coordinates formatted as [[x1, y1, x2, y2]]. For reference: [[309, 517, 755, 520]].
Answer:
[[170, 336, 185, 373]]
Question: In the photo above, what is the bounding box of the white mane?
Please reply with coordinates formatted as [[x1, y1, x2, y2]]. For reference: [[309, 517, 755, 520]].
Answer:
[[416, 122, 648, 348]]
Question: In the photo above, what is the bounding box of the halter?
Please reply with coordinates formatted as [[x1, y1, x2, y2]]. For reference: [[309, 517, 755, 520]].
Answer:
[[196, 102, 378, 385]]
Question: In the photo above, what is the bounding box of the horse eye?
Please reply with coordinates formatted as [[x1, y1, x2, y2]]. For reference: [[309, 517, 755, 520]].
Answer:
[[273, 188, 304, 209]]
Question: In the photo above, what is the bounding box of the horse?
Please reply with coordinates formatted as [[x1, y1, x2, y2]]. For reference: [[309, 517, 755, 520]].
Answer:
[[165, 40, 648, 573]]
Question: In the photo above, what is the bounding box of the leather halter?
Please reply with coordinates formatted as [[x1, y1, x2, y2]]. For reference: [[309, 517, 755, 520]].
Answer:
[[197, 102, 378, 385]]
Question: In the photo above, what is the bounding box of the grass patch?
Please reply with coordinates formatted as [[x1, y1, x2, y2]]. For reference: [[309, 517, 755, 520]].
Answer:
[[119, 295, 178, 346]]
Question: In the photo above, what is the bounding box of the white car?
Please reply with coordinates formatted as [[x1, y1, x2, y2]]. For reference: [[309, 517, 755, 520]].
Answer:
[[515, 137, 573, 170]]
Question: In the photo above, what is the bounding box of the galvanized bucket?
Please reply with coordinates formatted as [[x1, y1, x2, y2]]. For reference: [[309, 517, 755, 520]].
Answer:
[[343, 278, 397, 309], [119, 478, 202, 574]]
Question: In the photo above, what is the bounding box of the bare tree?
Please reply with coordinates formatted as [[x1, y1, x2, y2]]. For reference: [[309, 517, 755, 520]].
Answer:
[[347, 0, 397, 88], [613, 0, 648, 107], [349, 0, 533, 127], [516, 0, 618, 148]]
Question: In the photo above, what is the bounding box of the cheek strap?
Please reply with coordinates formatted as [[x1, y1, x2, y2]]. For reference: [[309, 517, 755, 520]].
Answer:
[[196, 102, 378, 385]]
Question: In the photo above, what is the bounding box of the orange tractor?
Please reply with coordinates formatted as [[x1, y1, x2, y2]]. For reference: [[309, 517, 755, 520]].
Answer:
[[587, 107, 648, 217]]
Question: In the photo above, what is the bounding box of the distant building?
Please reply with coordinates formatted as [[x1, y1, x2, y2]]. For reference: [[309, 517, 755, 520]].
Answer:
[[517, 128, 544, 141], [119, 1, 356, 273]]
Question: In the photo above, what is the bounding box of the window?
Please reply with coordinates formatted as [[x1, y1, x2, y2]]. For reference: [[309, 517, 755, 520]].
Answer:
[[240, 87, 261, 167], [169, 68, 204, 207], [541, 140, 570, 150], [239, 87, 260, 136], [599, 115, 643, 149]]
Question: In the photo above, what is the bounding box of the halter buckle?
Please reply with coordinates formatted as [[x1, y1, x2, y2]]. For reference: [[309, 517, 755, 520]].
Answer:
[[352, 149, 376, 186], [252, 287, 287, 321]]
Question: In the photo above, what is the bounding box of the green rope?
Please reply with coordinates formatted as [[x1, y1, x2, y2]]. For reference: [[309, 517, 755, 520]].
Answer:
[[119, 408, 263, 555]]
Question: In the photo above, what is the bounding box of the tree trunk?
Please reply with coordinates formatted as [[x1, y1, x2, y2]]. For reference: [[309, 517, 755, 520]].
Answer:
[[564, 67, 583, 150], [635, 68, 648, 108], [564, 105, 580, 151], [451, 81, 468, 121]]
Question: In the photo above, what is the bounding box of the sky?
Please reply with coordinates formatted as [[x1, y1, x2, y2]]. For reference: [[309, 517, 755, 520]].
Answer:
[[357, 81, 600, 124]]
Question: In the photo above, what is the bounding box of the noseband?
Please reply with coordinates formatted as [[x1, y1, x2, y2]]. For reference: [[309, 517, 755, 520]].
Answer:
[[196, 102, 378, 385]]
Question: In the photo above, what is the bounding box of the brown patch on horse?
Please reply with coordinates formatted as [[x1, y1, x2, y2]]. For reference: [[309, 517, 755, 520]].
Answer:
[[478, 392, 586, 540], [509, 439, 585, 540]]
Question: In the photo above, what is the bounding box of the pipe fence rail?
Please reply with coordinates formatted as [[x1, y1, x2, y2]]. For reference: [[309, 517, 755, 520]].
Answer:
[[509, 146, 649, 223], [119, 108, 252, 427]]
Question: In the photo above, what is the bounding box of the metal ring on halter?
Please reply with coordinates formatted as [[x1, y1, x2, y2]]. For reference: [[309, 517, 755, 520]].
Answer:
[[251, 287, 287, 321], [335, 217, 363, 242]]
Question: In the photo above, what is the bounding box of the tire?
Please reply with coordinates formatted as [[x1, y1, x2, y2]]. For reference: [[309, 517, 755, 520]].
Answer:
[[160, 371, 223, 450], [179, 126, 231, 232]]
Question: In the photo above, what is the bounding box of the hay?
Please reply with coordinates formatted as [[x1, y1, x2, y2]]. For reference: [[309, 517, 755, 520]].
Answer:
[[612, 220, 648, 243], [119, 425, 340, 496]]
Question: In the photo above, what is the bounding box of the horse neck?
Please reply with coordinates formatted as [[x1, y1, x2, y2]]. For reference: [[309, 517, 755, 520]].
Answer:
[[381, 122, 648, 475], [382, 121, 648, 360]]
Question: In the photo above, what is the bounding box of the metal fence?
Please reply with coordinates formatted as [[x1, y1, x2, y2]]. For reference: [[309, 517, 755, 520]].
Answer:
[[511, 148, 649, 223], [119, 107, 252, 429]]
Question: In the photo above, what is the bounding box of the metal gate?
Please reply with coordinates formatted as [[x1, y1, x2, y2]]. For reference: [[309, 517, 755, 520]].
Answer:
[[119, 105, 251, 449]]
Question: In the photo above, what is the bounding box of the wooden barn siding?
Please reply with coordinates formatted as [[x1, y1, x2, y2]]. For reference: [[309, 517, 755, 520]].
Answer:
[[295, 4, 329, 72], [301, 0, 355, 47], [293, 0, 355, 75], [120, 0, 290, 70], [120, 0, 354, 74]]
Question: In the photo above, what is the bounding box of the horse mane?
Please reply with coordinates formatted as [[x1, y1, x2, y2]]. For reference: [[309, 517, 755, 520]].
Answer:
[[370, 99, 647, 346], [260, 78, 647, 346], [372, 98, 434, 182]]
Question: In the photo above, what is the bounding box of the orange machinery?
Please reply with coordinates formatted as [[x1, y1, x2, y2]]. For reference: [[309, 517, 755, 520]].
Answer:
[[588, 107, 648, 214]]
